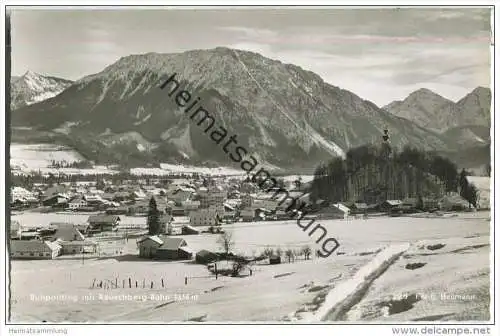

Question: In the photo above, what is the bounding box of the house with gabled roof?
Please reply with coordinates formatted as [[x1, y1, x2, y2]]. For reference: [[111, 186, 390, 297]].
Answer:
[[137, 235, 164, 258], [87, 214, 120, 233], [347, 202, 369, 214], [380, 199, 403, 212], [10, 240, 61, 259], [48, 223, 85, 241], [316, 203, 350, 220], [189, 208, 220, 227], [57, 240, 97, 255], [155, 237, 192, 260], [42, 193, 69, 207], [42, 184, 69, 199], [68, 196, 88, 210], [136, 235, 192, 260]]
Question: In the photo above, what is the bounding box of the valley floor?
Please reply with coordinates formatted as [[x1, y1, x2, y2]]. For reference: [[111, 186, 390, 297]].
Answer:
[[8, 212, 491, 322]]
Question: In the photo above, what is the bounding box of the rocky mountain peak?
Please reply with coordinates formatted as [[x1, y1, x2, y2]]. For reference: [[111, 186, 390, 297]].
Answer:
[[12, 48, 463, 169], [10, 71, 73, 110]]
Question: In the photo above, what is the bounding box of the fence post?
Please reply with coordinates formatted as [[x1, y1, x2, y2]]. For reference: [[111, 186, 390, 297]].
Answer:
[[151, 281, 153, 289], [135, 281, 138, 288], [129, 278, 131, 288], [161, 278, 164, 288], [185, 276, 187, 285]]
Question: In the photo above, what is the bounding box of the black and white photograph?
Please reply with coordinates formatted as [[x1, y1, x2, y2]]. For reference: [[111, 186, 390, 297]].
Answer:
[[2, 3, 496, 332]]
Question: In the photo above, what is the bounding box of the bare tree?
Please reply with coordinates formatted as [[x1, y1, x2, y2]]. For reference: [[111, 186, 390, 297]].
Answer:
[[275, 246, 283, 258], [301, 246, 312, 260], [262, 246, 274, 259], [294, 248, 303, 260], [217, 231, 235, 255], [285, 249, 295, 263]]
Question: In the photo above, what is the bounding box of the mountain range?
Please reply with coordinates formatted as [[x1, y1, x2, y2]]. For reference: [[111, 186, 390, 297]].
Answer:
[[382, 87, 491, 130], [10, 71, 74, 110], [383, 87, 491, 149], [10, 47, 491, 171]]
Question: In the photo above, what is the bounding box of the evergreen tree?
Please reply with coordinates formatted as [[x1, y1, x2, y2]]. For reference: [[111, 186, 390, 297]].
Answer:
[[416, 194, 424, 210], [276, 178, 286, 189], [147, 197, 161, 235], [96, 177, 105, 190], [47, 173, 56, 187], [311, 144, 455, 204], [294, 176, 303, 190], [459, 169, 469, 199]]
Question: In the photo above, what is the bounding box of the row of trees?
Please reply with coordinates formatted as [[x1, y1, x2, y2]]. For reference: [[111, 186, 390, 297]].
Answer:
[[48, 160, 93, 169], [310, 144, 463, 204], [147, 197, 161, 235], [9, 170, 204, 190], [260, 245, 312, 262]]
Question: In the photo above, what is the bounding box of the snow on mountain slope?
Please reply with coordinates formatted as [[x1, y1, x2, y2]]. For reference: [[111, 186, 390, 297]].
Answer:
[[384, 87, 491, 131], [12, 48, 456, 168], [10, 71, 73, 110]]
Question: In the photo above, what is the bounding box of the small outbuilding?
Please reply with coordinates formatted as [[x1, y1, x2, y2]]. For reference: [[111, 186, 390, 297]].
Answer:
[[269, 255, 281, 265], [380, 200, 403, 212], [58, 240, 97, 255], [348, 202, 369, 214], [195, 249, 218, 264]]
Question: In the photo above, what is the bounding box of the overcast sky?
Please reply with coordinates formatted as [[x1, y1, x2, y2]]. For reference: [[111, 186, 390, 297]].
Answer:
[[9, 7, 491, 106]]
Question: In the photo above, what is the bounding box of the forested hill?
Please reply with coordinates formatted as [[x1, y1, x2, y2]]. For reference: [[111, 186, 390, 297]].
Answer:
[[310, 144, 460, 204]]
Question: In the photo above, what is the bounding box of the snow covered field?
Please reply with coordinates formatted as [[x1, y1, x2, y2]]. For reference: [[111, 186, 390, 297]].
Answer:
[[9, 212, 491, 322], [11, 212, 146, 228], [159, 163, 244, 176], [10, 143, 120, 175], [129, 165, 245, 176], [342, 235, 490, 322], [10, 143, 84, 170], [10, 143, 247, 176]]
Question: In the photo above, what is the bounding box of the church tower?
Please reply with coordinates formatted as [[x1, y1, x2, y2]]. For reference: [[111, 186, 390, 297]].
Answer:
[[380, 128, 392, 158], [380, 128, 392, 200]]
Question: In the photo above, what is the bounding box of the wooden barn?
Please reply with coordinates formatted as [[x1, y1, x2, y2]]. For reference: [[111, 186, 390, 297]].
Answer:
[[136, 236, 192, 260], [154, 238, 193, 260], [137, 235, 164, 258]]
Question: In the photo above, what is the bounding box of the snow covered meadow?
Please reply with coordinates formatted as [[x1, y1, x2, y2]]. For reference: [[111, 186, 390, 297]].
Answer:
[[10, 143, 84, 170], [9, 212, 491, 322], [10, 143, 245, 176]]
